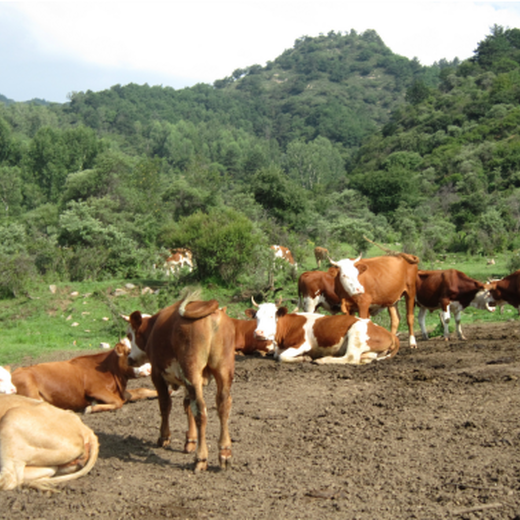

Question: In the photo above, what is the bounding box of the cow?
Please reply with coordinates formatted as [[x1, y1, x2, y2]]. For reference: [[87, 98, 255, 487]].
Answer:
[[270, 245, 297, 267], [0, 367, 16, 395], [246, 301, 399, 364], [123, 290, 235, 472], [11, 339, 157, 413], [164, 248, 193, 275], [415, 269, 496, 340], [314, 247, 329, 269], [0, 394, 99, 490], [297, 267, 341, 314], [231, 317, 273, 355], [330, 253, 419, 348], [487, 270, 520, 315]]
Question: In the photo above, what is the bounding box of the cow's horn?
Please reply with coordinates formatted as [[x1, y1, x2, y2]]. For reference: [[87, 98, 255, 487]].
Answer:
[[328, 257, 338, 266], [251, 296, 259, 307]]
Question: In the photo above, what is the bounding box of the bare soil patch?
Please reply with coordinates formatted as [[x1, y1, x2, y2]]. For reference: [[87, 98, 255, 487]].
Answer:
[[1, 321, 520, 519]]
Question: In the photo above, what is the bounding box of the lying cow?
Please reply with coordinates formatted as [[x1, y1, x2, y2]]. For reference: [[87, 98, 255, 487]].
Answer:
[[297, 267, 341, 314], [247, 301, 399, 364], [11, 339, 157, 413], [331, 253, 419, 347], [123, 290, 235, 472], [231, 317, 273, 355], [0, 394, 98, 490], [488, 270, 520, 314], [416, 269, 495, 340]]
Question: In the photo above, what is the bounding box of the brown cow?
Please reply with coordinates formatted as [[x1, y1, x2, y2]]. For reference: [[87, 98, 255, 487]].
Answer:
[[415, 269, 495, 340], [270, 245, 297, 267], [123, 291, 235, 472], [231, 317, 273, 355], [297, 267, 341, 314], [331, 254, 419, 347], [0, 394, 99, 490], [314, 247, 329, 269], [247, 302, 399, 364], [164, 248, 193, 275], [11, 339, 157, 413], [488, 270, 520, 314]]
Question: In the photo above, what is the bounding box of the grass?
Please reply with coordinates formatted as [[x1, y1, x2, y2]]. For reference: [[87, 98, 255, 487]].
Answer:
[[0, 249, 517, 366]]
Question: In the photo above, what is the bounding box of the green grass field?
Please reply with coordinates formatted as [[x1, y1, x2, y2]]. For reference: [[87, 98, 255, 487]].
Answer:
[[0, 249, 517, 365]]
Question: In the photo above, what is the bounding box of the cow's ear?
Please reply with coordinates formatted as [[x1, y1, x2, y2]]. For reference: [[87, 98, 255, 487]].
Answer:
[[3, 365, 10, 373], [328, 266, 339, 278], [356, 264, 368, 275], [244, 309, 256, 319], [114, 342, 127, 357], [276, 307, 289, 318], [129, 311, 142, 329]]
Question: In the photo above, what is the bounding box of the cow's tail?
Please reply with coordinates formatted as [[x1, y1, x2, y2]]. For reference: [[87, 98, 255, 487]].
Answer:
[[28, 429, 99, 491], [179, 288, 220, 319], [363, 236, 420, 265]]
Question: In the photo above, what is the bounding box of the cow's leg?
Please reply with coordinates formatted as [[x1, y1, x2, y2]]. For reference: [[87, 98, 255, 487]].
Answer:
[[418, 306, 429, 340], [126, 388, 158, 401], [439, 305, 451, 341], [186, 380, 208, 473], [451, 302, 466, 340], [388, 305, 399, 335], [152, 370, 172, 447], [213, 368, 233, 470], [84, 391, 125, 413], [403, 296, 417, 348], [182, 389, 197, 454]]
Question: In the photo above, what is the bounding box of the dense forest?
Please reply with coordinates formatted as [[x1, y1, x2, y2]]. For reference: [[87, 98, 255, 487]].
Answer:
[[1, 27, 519, 297]]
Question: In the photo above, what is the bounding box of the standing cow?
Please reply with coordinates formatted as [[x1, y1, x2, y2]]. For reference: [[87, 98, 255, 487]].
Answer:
[[415, 269, 495, 340], [314, 247, 329, 269], [297, 267, 341, 314], [331, 253, 419, 348], [123, 291, 235, 472], [247, 301, 399, 364], [164, 248, 193, 275], [487, 270, 520, 314]]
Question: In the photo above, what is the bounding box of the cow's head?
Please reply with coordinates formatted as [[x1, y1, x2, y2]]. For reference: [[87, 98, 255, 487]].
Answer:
[[121, 311, 151, 367], [472, 283, 497, 312], [247, 299, 288, 342], [0, 366, 16, 395], [329, 255, 365, 296]]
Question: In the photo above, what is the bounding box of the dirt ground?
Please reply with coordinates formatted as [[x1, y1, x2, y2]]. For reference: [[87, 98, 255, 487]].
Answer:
[[1, 321, 520, 519]]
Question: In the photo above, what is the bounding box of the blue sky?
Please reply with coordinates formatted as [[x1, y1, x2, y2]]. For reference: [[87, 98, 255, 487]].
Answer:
[[1, 1, 520, 103]]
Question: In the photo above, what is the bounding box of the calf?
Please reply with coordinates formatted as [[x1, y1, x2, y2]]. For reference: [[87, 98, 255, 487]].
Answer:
[[314, 247, 329, 269], [247, 302, 399, 364], [331, 253, 419, 347], [11, 339, 157, 413], [0, 394, 98, 490], [488, 270, 520, 314], [416, 269, 495, 340], [123, 291, 235, 472], [298, 267, 341, 314]]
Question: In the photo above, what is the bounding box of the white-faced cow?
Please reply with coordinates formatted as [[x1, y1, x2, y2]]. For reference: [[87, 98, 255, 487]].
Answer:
[[164, 248, 193, 275], [231, 317, 273, 355], [297, 267, 341, 314], [314, 247, 329, 269], [331, 253, 419, 348], [246, 301, 399, 364], [415, 269, 495, 340], [487, 270, 520, 315], [0, 367, 16, 395], [10, 339, 157, 413], [123, 291, 235, 472], [0, 394, 99, 490]]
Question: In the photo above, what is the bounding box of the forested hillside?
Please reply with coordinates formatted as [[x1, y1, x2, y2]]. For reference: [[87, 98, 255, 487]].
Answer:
[[0, 27, 518, 298]]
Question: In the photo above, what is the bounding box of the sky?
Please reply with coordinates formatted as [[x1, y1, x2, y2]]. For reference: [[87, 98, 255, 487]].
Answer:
[[1, 1, 520, 104]]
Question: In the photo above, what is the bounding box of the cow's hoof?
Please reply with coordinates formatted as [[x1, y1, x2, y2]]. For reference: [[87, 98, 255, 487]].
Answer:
[[183, 439, 197, 453], [84, 406, 93, 414], [219, 449, 232, 470], [194, 459, 208, 473], [157, 436, 171, 448]]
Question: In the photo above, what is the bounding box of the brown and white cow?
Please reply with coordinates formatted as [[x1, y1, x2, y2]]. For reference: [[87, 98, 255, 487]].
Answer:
[[314, 247, 329, 269], [297, 267, 341, 314], [415, 269, 495, 340], [123, 291, 235, 472], [231, 317, 273, 355], [331, 253, 419, 348], [164, 248, 193, 275], [11, 339, 157, 413], [487, 270, 520, 315], [0, 394, 99, 490], [0, 366, 16, 395], [270, 245, 297, 267], [247, 302, 399, 364]]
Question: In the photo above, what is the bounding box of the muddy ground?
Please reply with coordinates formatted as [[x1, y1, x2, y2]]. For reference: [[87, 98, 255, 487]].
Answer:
[[1, 321, 520, 519]]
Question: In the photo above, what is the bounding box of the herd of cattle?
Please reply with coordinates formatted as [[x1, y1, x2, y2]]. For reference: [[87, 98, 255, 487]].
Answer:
[[0, 246, 519, 490]]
